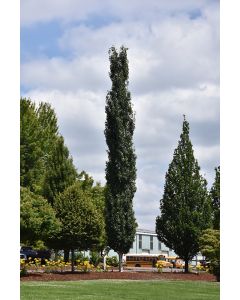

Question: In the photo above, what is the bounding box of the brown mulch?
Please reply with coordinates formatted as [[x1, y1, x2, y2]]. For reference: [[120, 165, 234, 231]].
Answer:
[[20, 271, 217, 282]]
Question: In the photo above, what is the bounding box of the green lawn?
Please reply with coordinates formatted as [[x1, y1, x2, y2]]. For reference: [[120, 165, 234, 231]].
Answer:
[[21, 280, 220, 300]]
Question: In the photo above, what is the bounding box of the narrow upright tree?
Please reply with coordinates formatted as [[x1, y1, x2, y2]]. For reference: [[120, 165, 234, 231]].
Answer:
[[156, 116, 212, 273], [105, 46, 137, 272], [210, 166, 220, 230]]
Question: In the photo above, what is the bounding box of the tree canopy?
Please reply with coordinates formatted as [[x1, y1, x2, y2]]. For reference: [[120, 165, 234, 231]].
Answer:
[[210, 166, 220, 230], [20, 98, 77, 205], [42, 135, 77, 206], [20, 99, 45, 193], [20, 187, 61, 245], [156, 117, 212, 272], [200, 229, 220, 281], [53, 182, 105, 270]]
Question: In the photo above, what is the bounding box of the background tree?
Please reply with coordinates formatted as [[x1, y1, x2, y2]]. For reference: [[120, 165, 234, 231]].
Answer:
[[77, 171, 107, 253], [53, 182, 105, 272], [42, 135, 77, 206], [210, 166, 220, 230], [104, 46, 137, 272], [20, 98, 45, 193], [20, 187, 61, 245], [37, 102, 59, 156], [200, 229, 220, 281], [156, 117, 212, 273], [20, 98, 77, 206]]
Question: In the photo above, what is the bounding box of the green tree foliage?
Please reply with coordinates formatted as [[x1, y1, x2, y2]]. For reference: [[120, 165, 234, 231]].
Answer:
[[42, 136, 77, 206], [20, 98, 77, 205], [20, 187, 61, 245], [200, 229, 220, 281], [210, 166, 220, 230], [53, 182, 105, 272], [20, 98, 45, 193], [156, 117, 212, 273], [104, 46, 137, 271], [77, 171, 107, 252]]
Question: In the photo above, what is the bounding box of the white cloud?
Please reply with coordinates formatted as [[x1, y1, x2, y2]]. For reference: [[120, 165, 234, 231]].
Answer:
[[21, 0, 217, 26], [22, 8, 219, 95]]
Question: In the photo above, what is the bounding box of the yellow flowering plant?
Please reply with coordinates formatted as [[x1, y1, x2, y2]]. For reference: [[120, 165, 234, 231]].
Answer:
[[76, 260, 94, 273], [156, 261, 164, 273]]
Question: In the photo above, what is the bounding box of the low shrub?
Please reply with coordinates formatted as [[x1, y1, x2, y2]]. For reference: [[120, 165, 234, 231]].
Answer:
[[76, 260, 94, 273], [106, 256, 119, 267]]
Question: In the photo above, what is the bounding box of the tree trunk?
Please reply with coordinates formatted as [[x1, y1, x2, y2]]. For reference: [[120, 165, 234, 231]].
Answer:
[[118, 253, 123, 272], [71, 249, 75, 273], [64, 249, 69, 262], [54, 249, 58, 261], [184, 258, 189, 273], [103, 255, 107, 271]]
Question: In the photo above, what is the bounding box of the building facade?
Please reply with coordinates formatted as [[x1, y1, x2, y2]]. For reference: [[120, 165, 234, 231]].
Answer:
[[108, 228, 176, 258], [107, 228, 204, 265]]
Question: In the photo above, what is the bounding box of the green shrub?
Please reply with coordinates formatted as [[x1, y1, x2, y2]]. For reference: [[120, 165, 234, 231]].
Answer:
[[90, 251, 101, 267], [20, 268, 28, 277], [106, 256, 119, 267]]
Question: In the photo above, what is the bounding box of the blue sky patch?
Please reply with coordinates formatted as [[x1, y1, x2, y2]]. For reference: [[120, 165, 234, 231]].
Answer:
[[21, 21, 64, 62]]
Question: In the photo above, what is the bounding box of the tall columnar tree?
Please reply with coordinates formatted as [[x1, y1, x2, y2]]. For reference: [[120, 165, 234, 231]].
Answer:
[[156, 116, 212, 273], [210, 166, 220, 230], [104, 46, 137, 272]]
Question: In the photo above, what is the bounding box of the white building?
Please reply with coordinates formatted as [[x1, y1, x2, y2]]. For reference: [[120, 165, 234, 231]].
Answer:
[[107, 228, 204, 265], [108, 228, 176, 257]]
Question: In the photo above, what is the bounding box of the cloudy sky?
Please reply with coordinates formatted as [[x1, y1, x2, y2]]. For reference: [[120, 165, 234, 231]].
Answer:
[[21, 0, 219, 230]]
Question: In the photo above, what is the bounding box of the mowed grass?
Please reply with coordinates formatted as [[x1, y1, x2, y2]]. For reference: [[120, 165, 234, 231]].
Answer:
[[21, 280, 220, 300]]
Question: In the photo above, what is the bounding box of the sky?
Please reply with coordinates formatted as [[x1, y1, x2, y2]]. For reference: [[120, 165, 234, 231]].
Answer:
[[20, 0, 219, 231]]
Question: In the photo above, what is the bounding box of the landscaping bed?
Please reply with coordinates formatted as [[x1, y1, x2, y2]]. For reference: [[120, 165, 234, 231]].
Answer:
[[20, 270, 216, 282]]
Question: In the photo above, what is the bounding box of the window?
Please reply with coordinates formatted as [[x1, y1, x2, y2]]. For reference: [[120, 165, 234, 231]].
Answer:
[[139, 234, 142, 249], [158, 241, 161, 250], [150, 236, 153, 250]]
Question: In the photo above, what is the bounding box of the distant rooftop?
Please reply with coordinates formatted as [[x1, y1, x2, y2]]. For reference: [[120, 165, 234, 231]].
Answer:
[[136, 228, 156, 235]]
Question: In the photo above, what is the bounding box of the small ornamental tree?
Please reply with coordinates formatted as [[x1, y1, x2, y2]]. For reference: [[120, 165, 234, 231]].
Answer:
[[20, 187, 61, 245], [105, 46, 137, 271], [156, 116, 212, 273], [200, 229, 220, 281], [210, 166, 220, 230], [53, 182, 105, 272], [77, 171, 107, 253]]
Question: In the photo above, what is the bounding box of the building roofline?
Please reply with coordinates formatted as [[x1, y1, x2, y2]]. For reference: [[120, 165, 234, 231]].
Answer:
[[136, 228, 157, 235]]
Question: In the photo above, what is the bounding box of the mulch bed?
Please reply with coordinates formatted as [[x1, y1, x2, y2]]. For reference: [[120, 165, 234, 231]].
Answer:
[[21, 271, 217, 282]]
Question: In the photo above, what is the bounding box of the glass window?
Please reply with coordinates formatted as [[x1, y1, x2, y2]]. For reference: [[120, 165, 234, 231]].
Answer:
[[158, 241, 161, 250], [150, 236, 153, 250], [139, 234, 142, 249]]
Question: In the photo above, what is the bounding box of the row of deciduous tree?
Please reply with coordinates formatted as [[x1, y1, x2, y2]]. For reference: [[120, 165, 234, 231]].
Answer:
[[20, 98, 107, 272]]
